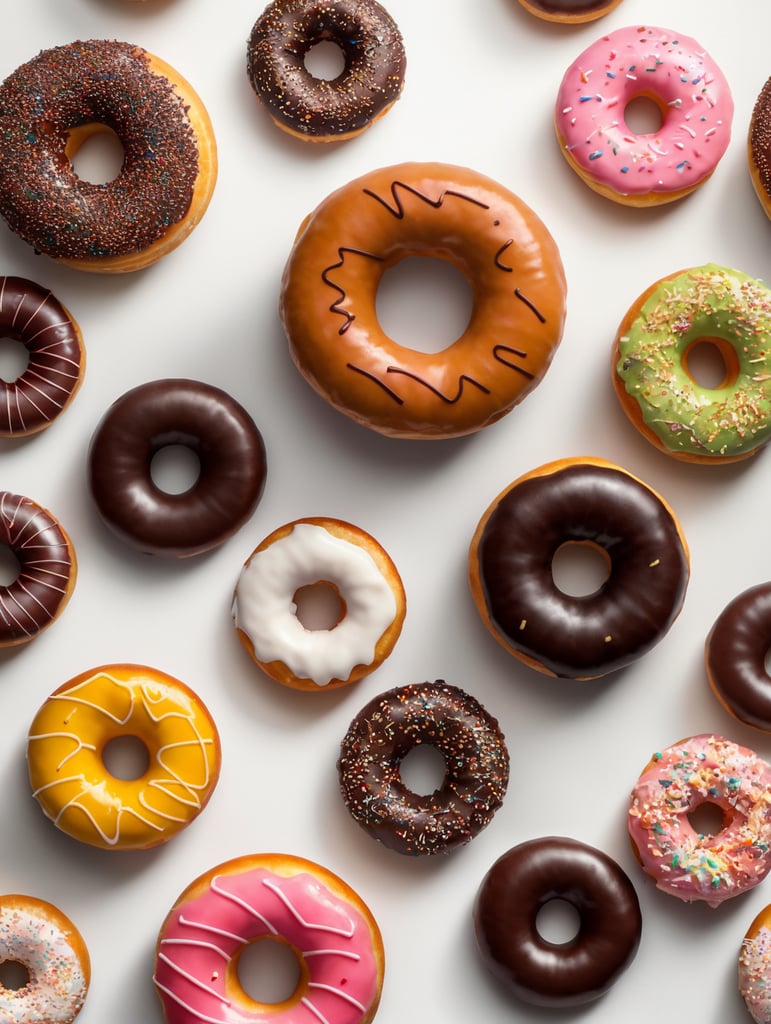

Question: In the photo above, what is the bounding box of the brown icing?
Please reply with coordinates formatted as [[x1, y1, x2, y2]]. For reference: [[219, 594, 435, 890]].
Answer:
[[750, 78, 771, 202], [706, 582, 771, 730], [88, 379, 267, 558], [247, 0, 406, 140], [0, 277, 84, 436], [337, 680, 509, 856], [473, 837, 642, 1007], [0, 40, 199, 261]]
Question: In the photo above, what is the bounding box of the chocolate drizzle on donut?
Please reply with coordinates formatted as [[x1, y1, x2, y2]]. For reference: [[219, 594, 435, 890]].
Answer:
[[362, 180, 490, 219], [0, 40, 199, 261], [322, 246, 384, 334]]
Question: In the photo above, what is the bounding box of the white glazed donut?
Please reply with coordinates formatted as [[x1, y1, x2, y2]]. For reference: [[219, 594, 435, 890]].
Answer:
[[232, 517, 406, 691], [0, 894, 90, 1024]]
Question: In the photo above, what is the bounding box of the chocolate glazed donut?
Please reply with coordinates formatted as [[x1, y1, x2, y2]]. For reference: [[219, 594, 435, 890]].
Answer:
[[247, 0, 406, 141], [473, 837, 642, 1007], [706, 582, 771, 730], [516, 0, 623, 22], [88, 379, 267, 557]]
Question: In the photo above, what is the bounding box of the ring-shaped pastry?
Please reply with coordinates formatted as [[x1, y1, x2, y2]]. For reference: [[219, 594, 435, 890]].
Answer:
[[739, 904, 771, 1024], [27, 663, 221, 851], [516, 0, 623, 23], [473, 837, 642, 1006], [0, 491, 77, 648], [247, 0, 406, 142], [154, 853, 384, 1024], [706, 583, 771, 730], [232, 517, 406, 691], [280, 161, 567, 438], [0, 894, 90, 1023], [88, 378, 267, 557], [468, 457, 690, 679], [0, 277, 85, 436], [337, 680, 509, 856]]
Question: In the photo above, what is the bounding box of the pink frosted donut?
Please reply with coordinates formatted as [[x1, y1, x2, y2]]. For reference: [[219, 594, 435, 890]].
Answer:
[[153, 853, 384, 1024], [628, 734, 771, 907], [555, 25, 734, 206]]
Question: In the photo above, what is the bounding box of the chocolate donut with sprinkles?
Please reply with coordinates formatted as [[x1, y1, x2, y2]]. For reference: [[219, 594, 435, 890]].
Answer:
[[0, 277, 85, 436], [337, 680, 509, 856], [0, 39, 217, 272], [247, 0, 406, 142]]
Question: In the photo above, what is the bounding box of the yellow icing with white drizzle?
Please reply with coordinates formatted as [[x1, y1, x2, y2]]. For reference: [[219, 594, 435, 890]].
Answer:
[[26, 664, 221, 850]]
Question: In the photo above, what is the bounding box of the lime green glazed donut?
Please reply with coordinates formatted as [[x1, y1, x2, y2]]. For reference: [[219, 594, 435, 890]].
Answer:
[[613, 264, 771, 463]]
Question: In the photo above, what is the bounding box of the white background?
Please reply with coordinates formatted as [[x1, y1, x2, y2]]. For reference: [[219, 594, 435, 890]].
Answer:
[[2, 0, 771, 1021]]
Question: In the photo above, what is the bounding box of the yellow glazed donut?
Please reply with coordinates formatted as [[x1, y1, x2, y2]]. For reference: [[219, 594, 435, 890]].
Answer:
[[0, 894, 90, 1024], [27, 664, 221, 850]]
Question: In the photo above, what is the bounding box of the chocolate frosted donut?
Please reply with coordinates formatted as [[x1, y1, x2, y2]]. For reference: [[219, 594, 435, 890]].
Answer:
[[0, 492, 77, 647], [337, 680, 509, 856], [749, 77, 771, 219], [469, 457, 690, 679], [0, 277, 85, 436], [88, 379, 267, 558], [516, 0, 623, 22], [473, 837, 642, 1006], [247, 0, 406, 141], [706, 583, 771, 730]]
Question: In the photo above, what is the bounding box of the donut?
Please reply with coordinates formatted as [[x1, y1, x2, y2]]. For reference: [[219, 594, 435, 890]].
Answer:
[[554, 25, 734, 206], [247, 0, 406, 142], [0, 894, 90, 1023], [337, 680, 509, 856], [739, 904, 771, 1024], [88, 378, 267, 557], [516, 0, 623, 24], [0, 492, 77, 648], [280, 161, 567, 439], [153, 852, 384, 1024], [613, 265, 771, 463], [628, 734, 771, 907], [473, 837, 642, 1007], [232, 517, 406, 691], [749, 77, 771, 219], [0, 277, 85, 437], [0, 39, 217, 272], [27, 663, 221, 851], [705, 583, 771, 731], [468, 457, 689, 680]]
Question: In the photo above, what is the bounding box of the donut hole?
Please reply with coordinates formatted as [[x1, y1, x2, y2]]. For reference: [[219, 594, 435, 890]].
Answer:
[[0, 544, 21, 586], [688, 800, 727, 838], [102, 735, 150, 781], [0, 960, 30, 991], [0, 336, 29, 382], [293, 581, 345, 631], [376, 256, 474, 353], [536, 898, 582, 946], [683, 337, 739, 390], [551, 541, 611, 597], [65, 123, 125, 185], [150, 444, 202, 495], [398, 742, 447, 795], [304, 40, 347, 81], [236, 937, 302, 1005], [624, 94, 665, 136]]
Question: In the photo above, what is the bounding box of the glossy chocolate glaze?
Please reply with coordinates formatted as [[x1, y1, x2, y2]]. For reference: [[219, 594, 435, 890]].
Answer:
[[0, 492, 76, 646], [88, 379, 267, 558], [0, 277, 84, 436], [751, 78, 771, 202], [473, 837, 642, 1007], [474, 462, 689, 678], [706, 582, 771, 730], [523, 0, 618, 13], [247, 0, 406, 139], [0, 40, 198, 261], [337, 680, 509, 856]]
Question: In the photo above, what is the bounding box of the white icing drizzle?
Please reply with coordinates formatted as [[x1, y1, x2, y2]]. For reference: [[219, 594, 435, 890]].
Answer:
[[232, 522, 397, 685]]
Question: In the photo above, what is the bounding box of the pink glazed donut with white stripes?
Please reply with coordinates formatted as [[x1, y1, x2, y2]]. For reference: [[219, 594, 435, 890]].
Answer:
[[153, 853, 384, 1024], [555, 25, 734, 206]]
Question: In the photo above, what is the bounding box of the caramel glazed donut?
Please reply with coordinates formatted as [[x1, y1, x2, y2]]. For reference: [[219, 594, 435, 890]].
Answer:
[[0, 277, 85, 437], [469, 457, 690, 680], [88, 379, 267, 557], [473, 837, 642, 1007], [280, 162, 567, 439], [0, 39, 217, 272], [247, 0, 406, 142], [337, 680, 509, 855]]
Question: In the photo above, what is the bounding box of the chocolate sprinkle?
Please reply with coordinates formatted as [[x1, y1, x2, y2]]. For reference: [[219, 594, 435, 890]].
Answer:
[[750, 77, 771, 203]]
